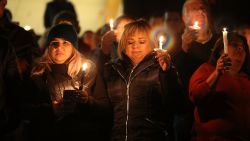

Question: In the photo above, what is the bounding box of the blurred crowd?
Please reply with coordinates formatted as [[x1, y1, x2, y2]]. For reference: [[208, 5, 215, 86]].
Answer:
[[0, 0, 250, 141]]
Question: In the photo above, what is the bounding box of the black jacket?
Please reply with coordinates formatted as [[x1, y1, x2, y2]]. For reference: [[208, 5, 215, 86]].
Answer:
[[0, 36, 20, 138], [24, 64, 112, 141], [101, 52, 181, 141], [0, 18, 41, 78]]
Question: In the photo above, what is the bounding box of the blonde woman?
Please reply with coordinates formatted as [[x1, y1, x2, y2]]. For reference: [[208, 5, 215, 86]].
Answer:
[[94, 20, 182, 141], [24, 23, 112, 141]]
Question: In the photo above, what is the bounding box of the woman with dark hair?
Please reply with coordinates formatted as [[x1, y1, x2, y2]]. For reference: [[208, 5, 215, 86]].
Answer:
[[189, 32, 250, 141]]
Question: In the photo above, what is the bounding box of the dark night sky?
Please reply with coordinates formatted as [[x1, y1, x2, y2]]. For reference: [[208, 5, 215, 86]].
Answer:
[[123, 0, 250, 26]]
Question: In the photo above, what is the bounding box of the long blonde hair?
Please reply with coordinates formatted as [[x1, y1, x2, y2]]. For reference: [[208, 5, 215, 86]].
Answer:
[[31, 47, 86, 78]]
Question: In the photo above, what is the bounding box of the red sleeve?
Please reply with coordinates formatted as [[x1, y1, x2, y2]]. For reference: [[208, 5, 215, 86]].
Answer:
[[189, 63, 214, 104]]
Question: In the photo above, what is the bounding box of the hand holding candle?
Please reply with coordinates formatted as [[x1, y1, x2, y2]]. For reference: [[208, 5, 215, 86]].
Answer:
[[222, 28, 228, 54], [109, 19, 114, 31], [79, 63, 87, 90]]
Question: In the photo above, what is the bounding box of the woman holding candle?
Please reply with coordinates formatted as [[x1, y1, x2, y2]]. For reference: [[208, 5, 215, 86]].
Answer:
[[94, 20, 182, 141], [189, 33, 250, 141], [23, 23, 112, 141]]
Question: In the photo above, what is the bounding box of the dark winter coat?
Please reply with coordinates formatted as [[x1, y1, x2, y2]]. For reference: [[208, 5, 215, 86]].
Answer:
[[24, 64, 112, 141], [101, 52, 181, 141], [0, 36, 20, 139]]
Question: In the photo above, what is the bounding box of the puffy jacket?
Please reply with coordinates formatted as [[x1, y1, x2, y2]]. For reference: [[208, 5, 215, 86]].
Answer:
[[103, 52, 181, 141]]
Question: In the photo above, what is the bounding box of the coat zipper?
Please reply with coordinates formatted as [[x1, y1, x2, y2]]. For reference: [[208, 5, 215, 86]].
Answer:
[[125, 65, 136, 141], [112, 62, 154, 141]]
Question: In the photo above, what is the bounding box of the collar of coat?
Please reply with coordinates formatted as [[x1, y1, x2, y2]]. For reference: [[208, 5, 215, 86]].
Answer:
[[109, 51, 159, 79]]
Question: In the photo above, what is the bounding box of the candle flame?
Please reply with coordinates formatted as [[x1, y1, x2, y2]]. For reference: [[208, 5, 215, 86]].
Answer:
[[82, 63, 87, 71], [223, 27, 227, 32], [109, 19, 114, 30], [159, 36, 164, 43], [192, 21, 200, 30]]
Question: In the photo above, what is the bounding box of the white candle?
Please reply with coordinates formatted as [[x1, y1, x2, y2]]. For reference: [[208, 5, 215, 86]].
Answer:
[[109, 19, 114, 31], [159, 36, 164, 50], [222, 28, 228, 54]]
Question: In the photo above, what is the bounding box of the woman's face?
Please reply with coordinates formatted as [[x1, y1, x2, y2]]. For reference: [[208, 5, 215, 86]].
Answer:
[[49, 38, 74, 64], [124, 31, 152, 65], [228, 40, 246, 73]]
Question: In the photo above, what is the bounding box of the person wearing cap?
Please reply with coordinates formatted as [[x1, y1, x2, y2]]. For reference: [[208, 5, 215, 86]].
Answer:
[[22, 23, 112, 141]]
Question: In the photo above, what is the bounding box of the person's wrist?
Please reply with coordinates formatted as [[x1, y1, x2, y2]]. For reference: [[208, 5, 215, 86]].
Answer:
[[214, 69, 221, 77], [182, 44, 189, 53]]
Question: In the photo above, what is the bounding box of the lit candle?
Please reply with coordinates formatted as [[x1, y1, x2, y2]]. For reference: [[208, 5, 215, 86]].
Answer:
[[79, 63, 87, 90], [109, 19, 114, 31], [189, 21, 201, 30], [222, 28, 228, 54], [159, 36, 164, 50]]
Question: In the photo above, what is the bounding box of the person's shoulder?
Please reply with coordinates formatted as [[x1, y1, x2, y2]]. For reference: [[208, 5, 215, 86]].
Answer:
[[6, 22, 22, 30], [200, 62, 211, 67], [196, 63, 214, 72], [46, 1, 57, 6], [104, 58, 120, 66], [66, 1, 74, 5], [30, 71, 46, 84], [6, 22, 32, 36], [102, 58, 122, 75]]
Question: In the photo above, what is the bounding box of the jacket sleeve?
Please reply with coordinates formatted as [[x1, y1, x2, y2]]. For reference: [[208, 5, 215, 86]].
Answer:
[[0, 40, 21, 132], [189, 64, 212, 105], [86, 71, 113, 118], [160, 64, 185, 113], [159, 65, 183, 140]]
